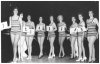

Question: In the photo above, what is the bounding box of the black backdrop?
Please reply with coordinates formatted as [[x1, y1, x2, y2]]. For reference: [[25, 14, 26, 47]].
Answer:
[[1, 1, 99, 63]]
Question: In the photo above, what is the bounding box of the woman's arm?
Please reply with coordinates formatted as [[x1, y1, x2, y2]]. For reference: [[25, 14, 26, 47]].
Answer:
[[32, 22, 35, 30], [94, 18, 99, 39], [20, 18, 23, 32], [43, 24, 45, 32], [94, 18, 99, 33], [32, 22, 35, 36], [65, 23, 67, 31], [82, 22, 86, 40]]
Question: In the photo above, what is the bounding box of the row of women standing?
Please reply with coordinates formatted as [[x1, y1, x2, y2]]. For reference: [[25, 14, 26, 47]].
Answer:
[[7, 8, 99, 63]]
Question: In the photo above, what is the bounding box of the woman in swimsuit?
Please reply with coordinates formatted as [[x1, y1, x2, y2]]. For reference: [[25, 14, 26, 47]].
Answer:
[[70, 17, 78, 59], [26, 15, 35, 60], [48, 16, 57, 58], [36, 17, 45, 58], [86, 11, 99, 62], [57, 15, 66, 58], [9, 8, 21, 62], [76, 14, 87, 61]]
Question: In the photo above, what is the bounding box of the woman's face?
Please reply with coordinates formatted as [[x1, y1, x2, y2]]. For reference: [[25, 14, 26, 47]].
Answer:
[[50, 16, 53, 22], [20, 13, 23, 18], [89, 11, 93, 17], [13, 8, 18, 15], [72, 17, 76, 23], [78, 14, 83, 21], [58, 15, 63, 22], [39, 17, 43, 22], [27, 15, 31, 20]]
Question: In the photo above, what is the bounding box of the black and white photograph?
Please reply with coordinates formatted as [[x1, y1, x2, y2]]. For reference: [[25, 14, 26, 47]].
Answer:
[[1, 0, 99, 63]]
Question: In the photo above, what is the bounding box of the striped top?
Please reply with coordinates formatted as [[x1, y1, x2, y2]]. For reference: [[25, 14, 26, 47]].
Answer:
[[11, 16, 21, 32], [87, 18, 97, 36]]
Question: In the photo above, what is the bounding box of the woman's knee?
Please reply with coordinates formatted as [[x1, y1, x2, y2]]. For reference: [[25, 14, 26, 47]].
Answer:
[[13, 44, 17, 49], [88, 43, 92, 48]]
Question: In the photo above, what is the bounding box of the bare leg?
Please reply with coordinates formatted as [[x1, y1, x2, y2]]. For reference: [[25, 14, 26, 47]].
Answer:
[[18, 38, 21, 61], [48, 36, 55, 58], [28, 37, 33, 59], [70, 36, 76, 58], [13, 34, 20, 61], [92, 44, 95, 61], [48, 37, 52, 58], [60, 36, 65, 57], [52, 37, 55, 57], [26, 37, 29, 58], [88, 36, 96, 62], [59, 37, 62, 57], [81, 37, 87, 61], [39, 36, 45, 57], [38, 37, 41, 57], [74, 39, 78, 57], [10, 33, 15, 61], [76, 36, 82, 61]]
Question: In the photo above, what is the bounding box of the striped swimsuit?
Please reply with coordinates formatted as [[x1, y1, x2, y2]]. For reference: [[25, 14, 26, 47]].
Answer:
[[37, 23, 45, 37], [87, 18, 97, 36], [48, 22, 56, 38], [58, 22, 66, 37], [70, 23, 78, 37], [11, 16, 21, 34]]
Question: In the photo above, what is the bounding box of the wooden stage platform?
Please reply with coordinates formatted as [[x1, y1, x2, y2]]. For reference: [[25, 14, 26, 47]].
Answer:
[[10, 56, 91, 63]]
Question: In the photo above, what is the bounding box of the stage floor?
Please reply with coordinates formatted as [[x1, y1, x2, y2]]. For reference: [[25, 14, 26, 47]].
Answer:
[[10, 56, 90, 63]]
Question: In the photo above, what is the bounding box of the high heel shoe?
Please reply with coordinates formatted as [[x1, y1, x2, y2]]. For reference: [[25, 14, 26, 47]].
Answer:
[[27, 56, 32, 60], [81, 57, 87, 61], [18, 58, 21, 61], [88, 60, 93, 63], [38, 54, 43, 59], [76, 57, 82, 61], [92, 58, 95, 61], [13, 58, 18, 63], [91, 58, 96, 63], [59, 54, 61, 58], [62, 54, 65, 58], [48, 56, 53, 59], [52, 54, 55, 58]]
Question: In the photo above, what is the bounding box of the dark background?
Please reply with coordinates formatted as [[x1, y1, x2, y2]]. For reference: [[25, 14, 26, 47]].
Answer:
[[1, 1, 99, 63]]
